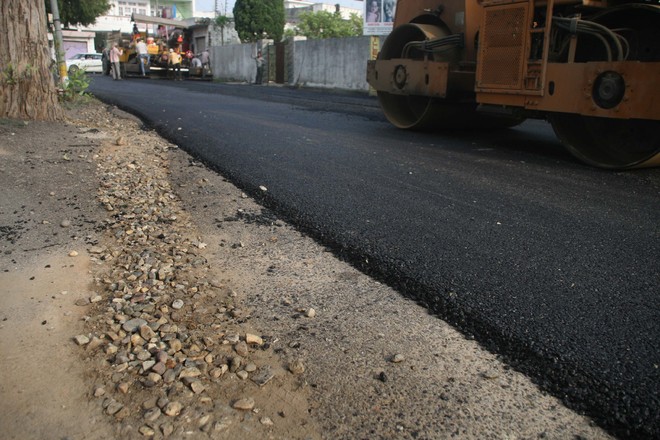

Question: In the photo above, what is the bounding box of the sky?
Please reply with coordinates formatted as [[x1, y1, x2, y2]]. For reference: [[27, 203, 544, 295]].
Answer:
[[196, 0, 365, 15]]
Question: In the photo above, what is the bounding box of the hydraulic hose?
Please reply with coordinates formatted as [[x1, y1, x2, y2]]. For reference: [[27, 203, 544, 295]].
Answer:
[[553, 16, 625, 61]]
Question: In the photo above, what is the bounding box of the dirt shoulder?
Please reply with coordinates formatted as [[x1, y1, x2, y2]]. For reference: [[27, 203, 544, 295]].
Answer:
[[0, 99, 611, 439]]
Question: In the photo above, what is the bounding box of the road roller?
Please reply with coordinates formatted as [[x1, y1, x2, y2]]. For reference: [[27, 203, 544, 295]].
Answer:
[[366, 0, 660, 168]]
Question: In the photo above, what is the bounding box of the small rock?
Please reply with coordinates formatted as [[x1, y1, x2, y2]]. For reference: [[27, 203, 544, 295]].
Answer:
[[232, 397, 255, 411], [60, 220, 71, 228], [168, 338, 182, 353], [392, 354, 405, 363], [161, 423, 174, 437], [68, 250, 79, 257], [140, 325, 156, 340], [152, 362, 166, 375], [198, 414, 212, 427], [142, 397, 158, 410], [260, 417, 274, 426], [288, 359, 305, 375], [155, 350, 168, 363], [74, 334, 90, 345], [481, 370, 500, 380], [75, 298, 90, 306], [146, 372, 162, 385], [251, 365, 275, 387], [171, 299, 184, 310], [306, 308, 316, 318], [237, 371, 248, 380], [106, 400, 124, 415], [179, 367, 202, 379], [144, 407, 161, 422], [164, 401, 183, 416], [224, 333, 240, 344], [234, 341, 249, 357], [157, 397, 169, 409], [139, 425, 155, 436], [122, 318, 148, 333], [117, 382, 130, 394], [115, 407, 131, 421], [93, 385, 106, 397], [190, 381, 205, 394], [210, 364, 228, 378], [163, 369, 177, 383], [245, 333, 263, 346]]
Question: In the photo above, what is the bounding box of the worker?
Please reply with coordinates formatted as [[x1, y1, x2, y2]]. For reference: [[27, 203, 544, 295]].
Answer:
[[168, 48, 182, 81]]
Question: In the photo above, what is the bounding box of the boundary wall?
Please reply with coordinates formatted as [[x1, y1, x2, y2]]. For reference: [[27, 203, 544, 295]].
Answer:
[[209, 36, 374, 92]]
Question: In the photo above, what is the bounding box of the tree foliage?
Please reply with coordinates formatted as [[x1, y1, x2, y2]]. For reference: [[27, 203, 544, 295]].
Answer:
[[45, 0, 111, 28], [233, 0, 284, 43], [294, 11, 363, 39], [215, 15, 232, 28]]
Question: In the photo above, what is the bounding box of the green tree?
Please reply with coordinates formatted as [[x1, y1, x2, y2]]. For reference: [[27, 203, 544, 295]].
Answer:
[[233, 0, 284, 43], [295, 11, 363, 39], [45, 0, 110, 28], [214, 15, 233, 46]]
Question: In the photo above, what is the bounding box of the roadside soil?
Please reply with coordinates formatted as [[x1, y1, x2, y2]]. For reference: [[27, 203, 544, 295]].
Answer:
[[0, 98, 612, 440]]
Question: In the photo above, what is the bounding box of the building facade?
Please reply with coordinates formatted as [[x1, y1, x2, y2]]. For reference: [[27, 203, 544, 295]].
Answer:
[[56, 1, 361, 58]]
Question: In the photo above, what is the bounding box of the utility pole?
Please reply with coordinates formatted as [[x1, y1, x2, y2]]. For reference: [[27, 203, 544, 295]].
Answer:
[[49, 0, 68, 87]]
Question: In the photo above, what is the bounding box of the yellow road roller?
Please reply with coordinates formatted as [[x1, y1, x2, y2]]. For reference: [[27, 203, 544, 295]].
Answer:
[[367, 0, 660, 168]]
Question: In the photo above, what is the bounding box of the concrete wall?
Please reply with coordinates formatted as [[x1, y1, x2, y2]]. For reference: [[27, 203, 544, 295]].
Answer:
[[291, 36, 371, 91], [210, 36, 373, 91], [211, 41, 270, 84], [61, 30, 97, 58]]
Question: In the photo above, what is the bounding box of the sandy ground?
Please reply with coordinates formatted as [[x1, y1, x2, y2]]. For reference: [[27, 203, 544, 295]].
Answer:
[[0, 100, 613, 439]]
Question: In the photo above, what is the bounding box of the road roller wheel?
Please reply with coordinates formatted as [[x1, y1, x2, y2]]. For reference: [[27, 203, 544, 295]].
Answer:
[[550, 5, 660, 169], [377, 23, 452, 130], [549, 115, 660, 169], [377, 23, 525, 130]]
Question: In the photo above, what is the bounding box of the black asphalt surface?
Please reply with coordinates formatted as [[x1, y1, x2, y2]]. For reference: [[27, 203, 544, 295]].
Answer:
[[89, 75, 659, 439]]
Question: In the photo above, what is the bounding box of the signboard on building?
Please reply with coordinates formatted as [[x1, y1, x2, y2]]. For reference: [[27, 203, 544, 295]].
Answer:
[[363, 0, 395, 36]]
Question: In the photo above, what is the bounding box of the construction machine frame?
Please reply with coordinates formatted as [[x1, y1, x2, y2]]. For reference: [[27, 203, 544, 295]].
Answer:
[[367, 0, 660, 168]]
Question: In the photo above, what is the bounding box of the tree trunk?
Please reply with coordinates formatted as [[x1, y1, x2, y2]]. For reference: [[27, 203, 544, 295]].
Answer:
[[1, 0, 62, 120]]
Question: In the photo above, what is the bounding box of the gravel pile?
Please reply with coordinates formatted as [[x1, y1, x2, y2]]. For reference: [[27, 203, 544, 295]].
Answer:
[[66, 103, 314, 439]]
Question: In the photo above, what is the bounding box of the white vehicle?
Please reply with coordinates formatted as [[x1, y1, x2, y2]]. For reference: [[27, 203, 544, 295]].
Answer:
[[66, 53, 103, 74]]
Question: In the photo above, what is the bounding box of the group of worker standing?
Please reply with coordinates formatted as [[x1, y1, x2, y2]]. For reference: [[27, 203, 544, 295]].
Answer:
[[102, 33, 211, 81], [102, 41, 264, 85]]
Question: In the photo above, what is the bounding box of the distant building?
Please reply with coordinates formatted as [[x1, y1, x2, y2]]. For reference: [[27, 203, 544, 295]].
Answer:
[[284, 1, 362, 33], [82, 0, 195, 35], [53, 0, 237, 56], [52, 0, 360, 57]]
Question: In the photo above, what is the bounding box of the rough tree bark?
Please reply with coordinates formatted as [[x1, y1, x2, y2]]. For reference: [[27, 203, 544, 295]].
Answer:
[[1, 0, 62, 120]]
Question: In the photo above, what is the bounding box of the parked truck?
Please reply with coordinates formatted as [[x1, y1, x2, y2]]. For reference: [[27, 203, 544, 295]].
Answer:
[[367, 0, 660, 168]]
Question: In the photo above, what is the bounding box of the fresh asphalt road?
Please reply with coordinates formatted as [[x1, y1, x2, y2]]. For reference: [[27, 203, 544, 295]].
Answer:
[[89, 76, 659, 439]]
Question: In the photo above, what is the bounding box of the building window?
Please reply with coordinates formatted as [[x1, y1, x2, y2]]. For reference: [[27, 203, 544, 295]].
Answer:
[[118, 6, 123, 15], [139, 8, 146, 15]]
